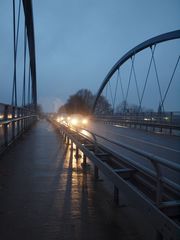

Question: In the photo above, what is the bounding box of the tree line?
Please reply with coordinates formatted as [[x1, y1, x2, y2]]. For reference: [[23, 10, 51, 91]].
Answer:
[[58, 88, 153, 115], [58, 89, 112, 115]]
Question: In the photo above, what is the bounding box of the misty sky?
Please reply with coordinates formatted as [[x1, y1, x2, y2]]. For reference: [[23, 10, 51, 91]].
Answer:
[[0, 0, 180, 112]]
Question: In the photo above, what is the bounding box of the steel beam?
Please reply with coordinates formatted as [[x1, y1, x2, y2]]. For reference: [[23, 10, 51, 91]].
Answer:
[[22, 0, 37, 108]]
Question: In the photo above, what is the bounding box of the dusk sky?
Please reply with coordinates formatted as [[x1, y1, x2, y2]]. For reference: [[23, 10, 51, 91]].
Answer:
[[0, 0, 180, 112]]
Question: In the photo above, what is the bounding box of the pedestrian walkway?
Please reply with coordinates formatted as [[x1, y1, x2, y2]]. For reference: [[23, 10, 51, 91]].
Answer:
[[0, 120, 145, 240]]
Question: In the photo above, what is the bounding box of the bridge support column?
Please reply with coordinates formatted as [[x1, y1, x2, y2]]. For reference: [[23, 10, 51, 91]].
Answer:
[[114, 186, 119, 205]]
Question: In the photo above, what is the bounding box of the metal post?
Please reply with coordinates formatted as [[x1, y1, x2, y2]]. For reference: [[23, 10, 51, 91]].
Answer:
[[76, 146, 79, 159], [70, 140, 73, 153]]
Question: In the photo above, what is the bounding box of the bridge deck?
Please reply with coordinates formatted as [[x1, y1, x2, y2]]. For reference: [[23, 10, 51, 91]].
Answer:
[[0, 120, 147, 240]]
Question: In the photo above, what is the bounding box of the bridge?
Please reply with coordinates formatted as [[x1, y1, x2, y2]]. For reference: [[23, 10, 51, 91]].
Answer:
[[0, 1, 180, 240]]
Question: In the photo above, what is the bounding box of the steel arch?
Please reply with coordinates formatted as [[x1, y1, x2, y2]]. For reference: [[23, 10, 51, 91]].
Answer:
[[22, 0, 37, 107], [92, 30, 180, 112]]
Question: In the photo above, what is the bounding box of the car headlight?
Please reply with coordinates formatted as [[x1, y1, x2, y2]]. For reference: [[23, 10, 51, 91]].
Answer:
[[71, 118, 78, 125], [82, 119, 88, 125]]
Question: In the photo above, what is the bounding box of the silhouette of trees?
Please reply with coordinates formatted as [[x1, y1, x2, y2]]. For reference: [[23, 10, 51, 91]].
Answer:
[[58, 89, 93, 115], [58, 89, 112, 115], [94, 95, 112, 115]]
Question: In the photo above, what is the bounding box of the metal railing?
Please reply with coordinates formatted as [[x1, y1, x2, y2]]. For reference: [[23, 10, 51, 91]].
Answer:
[[49, 118, 180, 240], [94, 112, 180, 134], [0, 103, 37, 154], [77, 128, 180, 203]]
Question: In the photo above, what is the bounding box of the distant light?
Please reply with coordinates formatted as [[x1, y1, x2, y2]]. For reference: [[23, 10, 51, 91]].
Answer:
[[56, 117, 60, 122], [82, 119, 88, 125], [164, 117, 169, 121], [8, 114, 12, 119], [0, 114, 4, 119]]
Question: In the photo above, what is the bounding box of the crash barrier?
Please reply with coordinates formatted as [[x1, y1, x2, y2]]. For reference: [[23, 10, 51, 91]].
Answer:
[[94, 112, 180, 135], [49, 117, 180, 240]]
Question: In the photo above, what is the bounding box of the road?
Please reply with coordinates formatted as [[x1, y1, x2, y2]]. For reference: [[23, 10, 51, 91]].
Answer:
[[85, 121, 180, 183]]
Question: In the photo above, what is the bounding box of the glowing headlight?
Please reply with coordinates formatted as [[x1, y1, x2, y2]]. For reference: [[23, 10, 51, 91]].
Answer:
[[56, 117, 60, 122], [71, 118, 78, 125], [82, 119, 88, 125], [60, 117, 64, 121]]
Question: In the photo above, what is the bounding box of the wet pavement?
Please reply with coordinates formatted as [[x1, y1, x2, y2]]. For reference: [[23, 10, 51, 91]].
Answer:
[[0, 120, 147, 240]]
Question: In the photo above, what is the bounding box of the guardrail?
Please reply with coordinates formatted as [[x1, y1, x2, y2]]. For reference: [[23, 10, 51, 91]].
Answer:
[[94, 112, 180, 135], [0, 103, 37, 154], [49, 118, 180, 240]]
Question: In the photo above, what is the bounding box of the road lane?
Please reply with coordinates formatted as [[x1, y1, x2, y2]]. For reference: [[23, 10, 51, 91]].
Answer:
[[85, 121, 180, 184], [87, 121, 180, 164]]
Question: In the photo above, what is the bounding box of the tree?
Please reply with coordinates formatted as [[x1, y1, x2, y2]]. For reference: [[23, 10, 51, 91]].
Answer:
[[94, 95, 112, 115], [58, 89, 93, 115]]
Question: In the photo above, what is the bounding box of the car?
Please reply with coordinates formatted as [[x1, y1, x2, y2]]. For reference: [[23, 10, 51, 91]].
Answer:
[[67, 114, 89, 128]]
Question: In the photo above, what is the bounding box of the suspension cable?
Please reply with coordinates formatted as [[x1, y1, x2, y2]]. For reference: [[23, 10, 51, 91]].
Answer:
[[108, 81, 114, 109], [139, 45, 156, 111], [12, 0, 21, 106], [112, 69, 119, 113], [161, 55, 180, 107], [132, 55, 141, 106], [22, 23, 27, 106], [119, 68, 125, 102], [28, 62, 31, 106], [125, 57, 133, 108], [151, 46, 164, 112]]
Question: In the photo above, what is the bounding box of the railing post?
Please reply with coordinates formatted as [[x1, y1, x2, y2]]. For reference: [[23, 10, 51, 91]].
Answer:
[[76, 146, 79, 159]]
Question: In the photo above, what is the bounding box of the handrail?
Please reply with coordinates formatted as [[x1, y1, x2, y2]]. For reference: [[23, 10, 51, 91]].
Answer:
[[0, 115, 37, 125]]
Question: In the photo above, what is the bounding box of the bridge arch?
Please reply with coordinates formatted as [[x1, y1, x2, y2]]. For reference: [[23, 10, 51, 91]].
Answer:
[[93, 30, 180, 113]]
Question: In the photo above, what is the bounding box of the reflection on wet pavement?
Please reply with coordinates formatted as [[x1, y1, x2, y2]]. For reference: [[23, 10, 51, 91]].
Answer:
[[0, 120, 143, 240]]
